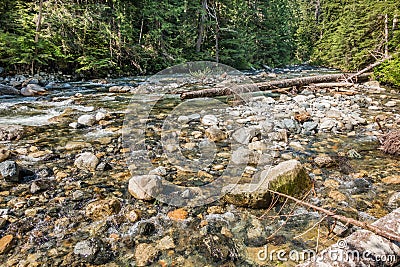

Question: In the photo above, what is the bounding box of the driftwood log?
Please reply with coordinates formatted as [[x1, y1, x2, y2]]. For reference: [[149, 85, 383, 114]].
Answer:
[[180, 72, 371, 100]]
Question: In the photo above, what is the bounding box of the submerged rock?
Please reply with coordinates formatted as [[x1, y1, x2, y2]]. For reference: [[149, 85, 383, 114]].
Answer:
[[74, 152, 99, 171], [85, 198, 121, 221], [74, 238, 113, 264], [128, 175, 162, 200], [0, 160, 20, 183], [222, 160, 312, 208], [77, 114, 96, 126], [135, 243, 160, 266], [0, 148, 10, 162], [205, 126, 227, 142], [0, 125, 24, 141], [0, 234, 14, 254]]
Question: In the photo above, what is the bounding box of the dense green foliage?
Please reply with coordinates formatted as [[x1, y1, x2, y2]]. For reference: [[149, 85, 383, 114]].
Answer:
[[0, 0, 399, 84]]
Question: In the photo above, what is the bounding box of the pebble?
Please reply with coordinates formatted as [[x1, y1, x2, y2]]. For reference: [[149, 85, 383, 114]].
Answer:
[[382, 175, 400, 185], [204, 126, 227, 142], [85, 198, 121, 221], [74, 238, 112, 264], [0, 148, 10, 162], [0, 234, 13, 254], [167, 208, 188, 221], [135, 243, 160, 266]]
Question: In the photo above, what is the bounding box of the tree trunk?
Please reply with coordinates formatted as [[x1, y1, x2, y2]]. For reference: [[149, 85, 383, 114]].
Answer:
[[33, 0, 43, 74], [196, 0, 207, 53], [384, 13, 389, 58], [345, 55, 395, 82], [181, 73, 371, 100]]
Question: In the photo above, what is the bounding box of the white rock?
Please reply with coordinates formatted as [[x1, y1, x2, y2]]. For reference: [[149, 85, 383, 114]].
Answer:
[[201, 115, 219, 126], [128, 175, 162, 200], [74, 152, 99, 171], [78, 114, 96, 126], [319, 119, 338, 131]]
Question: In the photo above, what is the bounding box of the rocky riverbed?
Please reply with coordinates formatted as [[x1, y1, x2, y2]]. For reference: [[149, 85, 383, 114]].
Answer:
[[0, 67, 399, 266]]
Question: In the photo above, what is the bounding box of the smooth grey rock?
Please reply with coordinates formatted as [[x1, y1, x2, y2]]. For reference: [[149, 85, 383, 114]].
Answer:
[[319, 119, 338, 131], [303, 121, 318, 132], [0, 84, 19, 95]]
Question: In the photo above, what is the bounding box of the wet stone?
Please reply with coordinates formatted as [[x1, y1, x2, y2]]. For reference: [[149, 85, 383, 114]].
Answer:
[[0, 160, 20, 183], [138, 222, 156, 236], [73, 237, 113, 265], [0, 148, 10, 162], [77, 114, 96, 126], [135, 243, 160, 266], [128, 175, 162, 201], [85, 198, 121, 221], [74, 152, 99, 171], [30, 179, 50, 193], [0, 234, 14, 254]]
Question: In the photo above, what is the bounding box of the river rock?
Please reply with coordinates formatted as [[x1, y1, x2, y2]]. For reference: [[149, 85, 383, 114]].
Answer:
[[314, 155, 334, 167], [202, 234, 239, 263], [109, 85, 131, 93], [74, 238, 113, 264], [21, 84, 47, 96], [222, 160, 312, 208], [302, 121, 318, 132], [0, 125, 24, 141], [74, 152, 99, 171], [0, 160, 20, 183], [232, 127, 259, 144], [0, 234, 14, 254], [0, 84, 19, 95], [0, 148, 10, 162], [30, 179, 50, 193], [201, 115, 219, 126], [135, 243, 160, 266], [128, 175, 162, 200], [65, 141, 92, 150], [319, 119, 337, 131], [156, 236, 175, 250], [85, 198, 121, 221], [77, 114, 96, 126], [205, 126, 227, 142]]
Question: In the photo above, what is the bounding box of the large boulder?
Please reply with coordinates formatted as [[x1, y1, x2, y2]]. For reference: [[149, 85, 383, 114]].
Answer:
[[222, 160, 312, 208]]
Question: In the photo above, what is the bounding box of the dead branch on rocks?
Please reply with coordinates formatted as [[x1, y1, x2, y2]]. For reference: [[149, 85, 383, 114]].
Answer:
[[267, 189, 400, 243]]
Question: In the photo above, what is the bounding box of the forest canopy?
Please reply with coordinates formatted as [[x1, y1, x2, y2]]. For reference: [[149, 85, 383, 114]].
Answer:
[[0, 0, 399, 85]]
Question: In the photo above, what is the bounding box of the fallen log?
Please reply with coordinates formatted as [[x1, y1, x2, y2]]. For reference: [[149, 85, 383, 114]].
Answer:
[[180, 73, 371, 100], [308, 82, 354, 88]]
